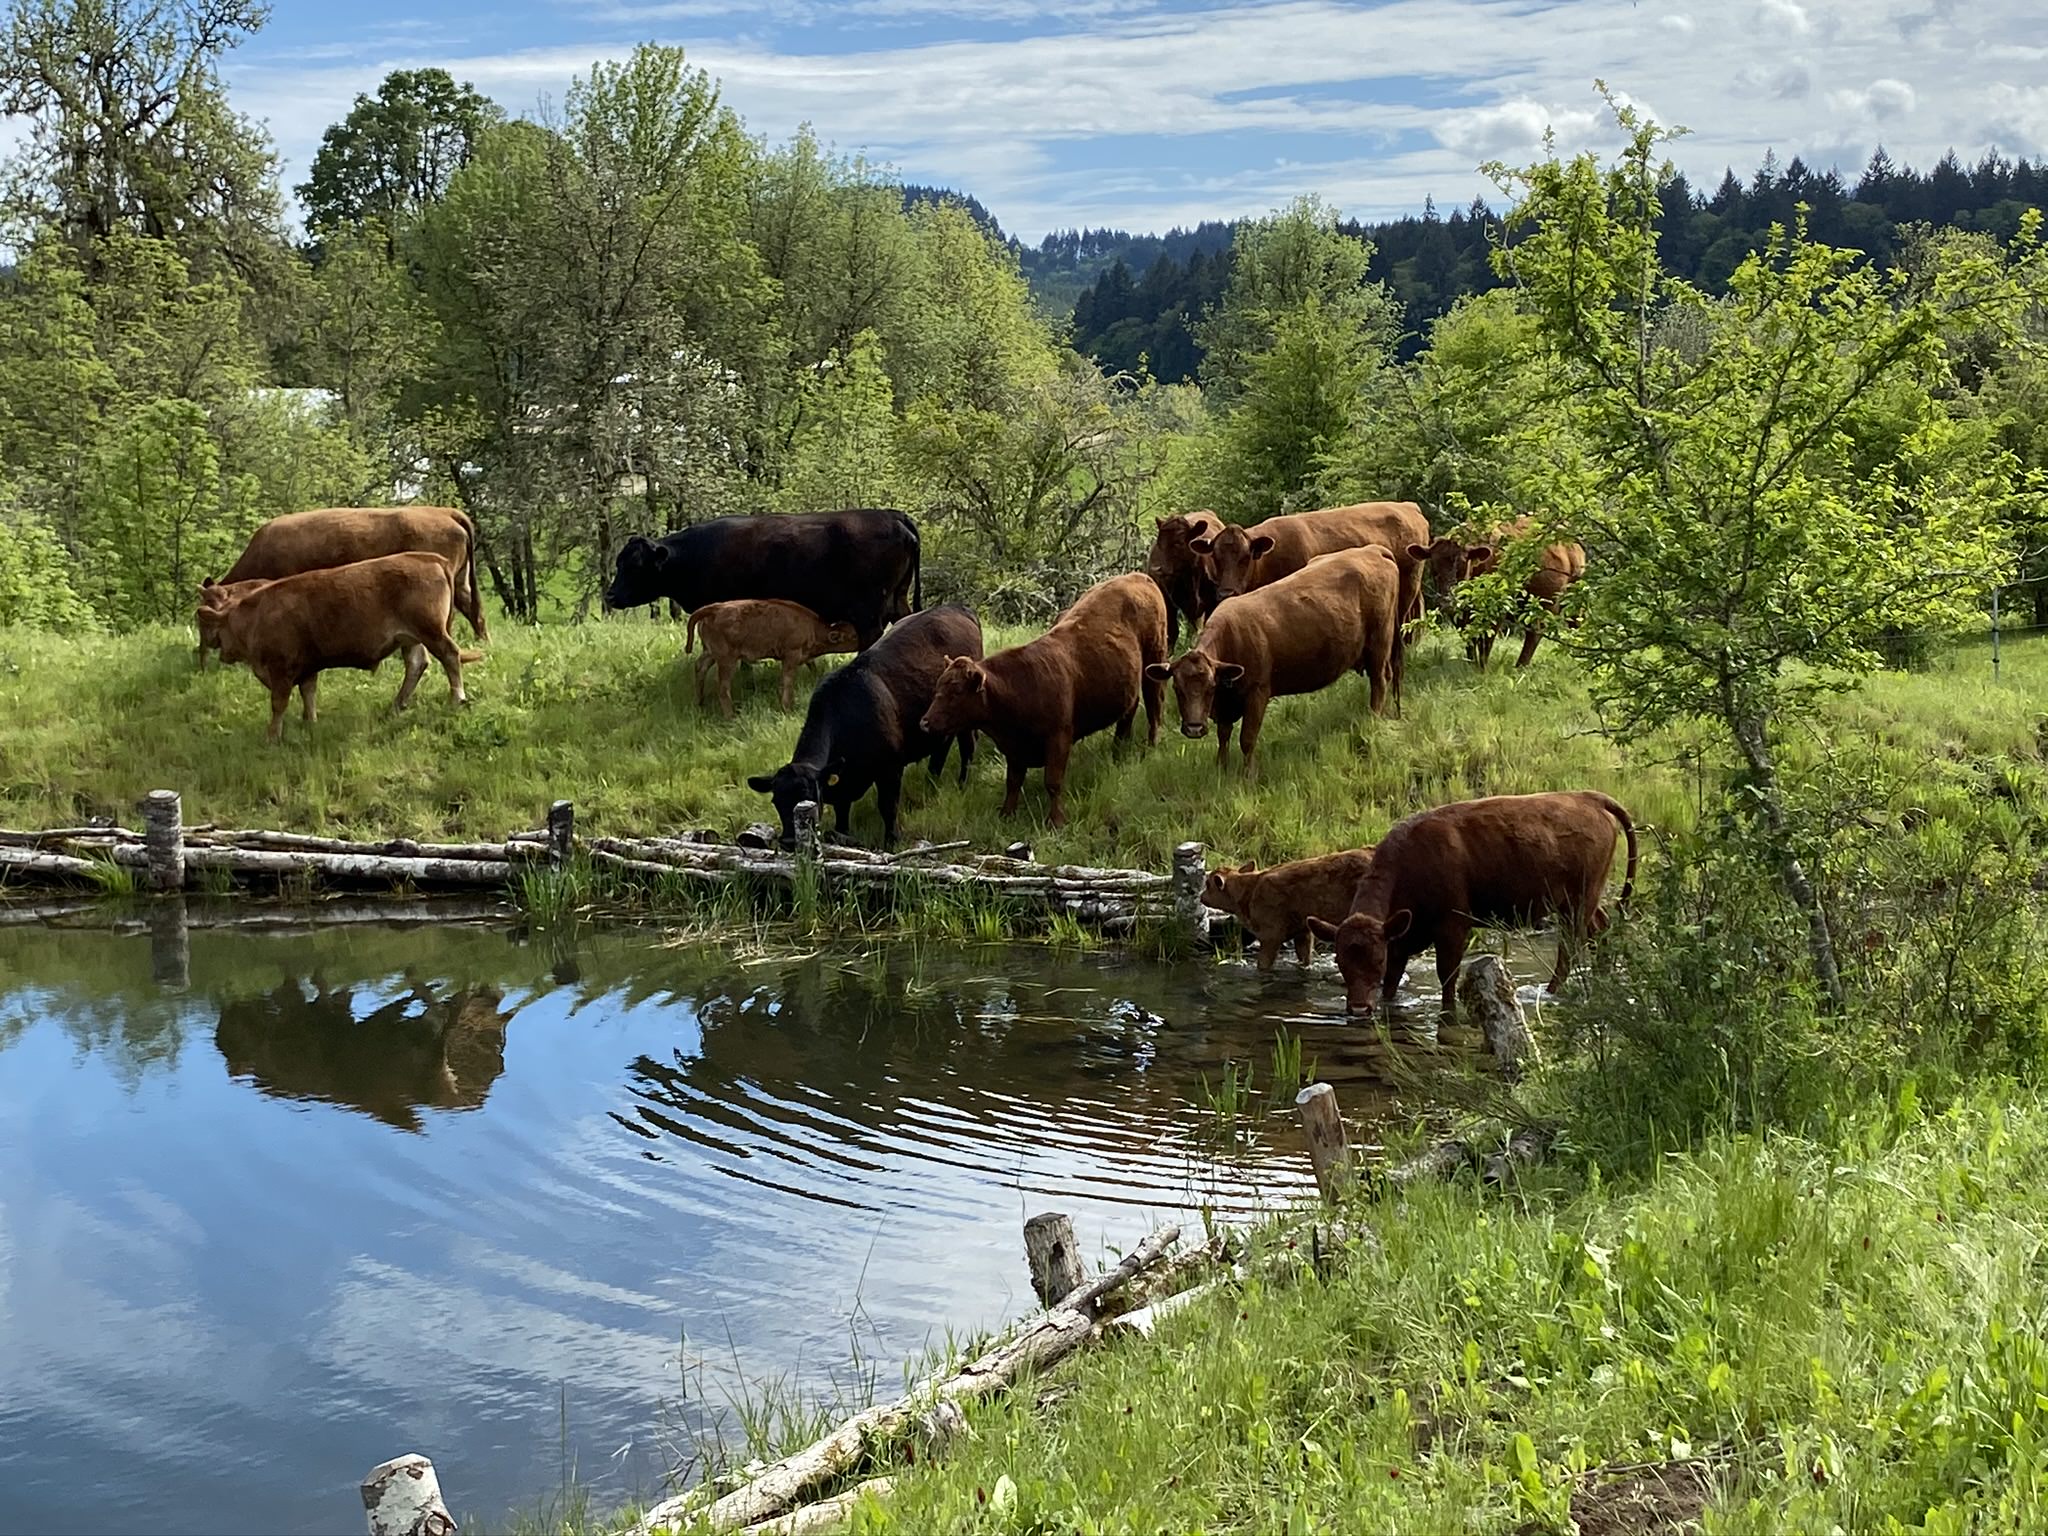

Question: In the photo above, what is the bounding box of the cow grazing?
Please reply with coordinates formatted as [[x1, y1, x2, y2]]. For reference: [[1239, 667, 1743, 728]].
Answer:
[[919, 573, 1168, 828], [605, 509, 921, 648], [1411, 516, 1586, 669], [747, 605, 983, 847], [684, 599, 860, 718], [198, 506, 486, 664], [200, 552, 479, 741], [1149, 547, 1400, 771], [1192, 501, 1429, 706], [1143, 510, 1224, 642], [1201, 847, 1376, 972], [1306, 791, 1637, 1020]]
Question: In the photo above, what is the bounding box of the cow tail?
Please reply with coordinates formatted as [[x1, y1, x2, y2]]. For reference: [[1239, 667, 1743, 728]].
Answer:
[[1593, 792, 1638, 909], [685, 612, 700, 654], [455, 508, 487, 641], [907, 512, 923, 613]]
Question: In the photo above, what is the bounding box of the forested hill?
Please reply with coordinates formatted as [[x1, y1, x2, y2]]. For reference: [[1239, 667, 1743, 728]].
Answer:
[[1036, 148, 2048, 382]]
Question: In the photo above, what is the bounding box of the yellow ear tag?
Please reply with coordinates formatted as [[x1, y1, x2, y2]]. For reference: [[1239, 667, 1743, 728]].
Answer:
[[826, 772, 840, 786]]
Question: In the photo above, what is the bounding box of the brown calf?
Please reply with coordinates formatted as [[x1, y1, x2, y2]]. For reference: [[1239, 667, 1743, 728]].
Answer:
[[1193, 501, 1428, 706], [1307, 791, 1637, 1020], [1411, 515, 1585, 669], [1143, 510, 1224, 642], [1202, 847, 1376, 972], [1149, 547, 1399, 772], [201, 552, 478, 741], [684, 599, 859, 718], [918, 572, 1167, 828], [198, 506, 487, 664]]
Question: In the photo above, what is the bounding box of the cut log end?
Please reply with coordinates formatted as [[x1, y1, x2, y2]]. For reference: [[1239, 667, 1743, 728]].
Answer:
[[1295, 1082, 1354, 1203], [362, 1454, 456, 1536], [1023, 1212, 1085, 1308]]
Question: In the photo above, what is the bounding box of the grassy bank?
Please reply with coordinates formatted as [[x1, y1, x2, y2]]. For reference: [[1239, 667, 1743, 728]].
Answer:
[[1, 616, 2039, 875], [622, 1087, 2048, 1534]]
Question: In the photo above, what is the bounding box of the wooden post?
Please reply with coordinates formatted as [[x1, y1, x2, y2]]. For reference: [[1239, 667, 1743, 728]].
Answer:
[[1456, 954, 1537, 1078], [1295, 1082, 1353, 1203], [1023, 1211, 1084, 1308], [1172, 841, 1206, 944], [361, 1454, 456, 1536], [792, 799, 821, 865], [148, 897, 190, 992], [139, 790, 184, 893], [546, 800, 575, 870]]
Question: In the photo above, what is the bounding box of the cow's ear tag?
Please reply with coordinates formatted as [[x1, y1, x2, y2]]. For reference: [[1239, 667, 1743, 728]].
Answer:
[[826, 773, 841, 786]]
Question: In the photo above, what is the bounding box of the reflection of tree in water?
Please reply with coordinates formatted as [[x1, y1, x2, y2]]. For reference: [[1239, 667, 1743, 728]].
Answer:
[[214, 977, 517, 1131]]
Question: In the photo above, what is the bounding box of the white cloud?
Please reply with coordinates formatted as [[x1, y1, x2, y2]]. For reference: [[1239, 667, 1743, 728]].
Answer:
[[217, 0, 2048, 239], [1829, 76, 1917, 121]]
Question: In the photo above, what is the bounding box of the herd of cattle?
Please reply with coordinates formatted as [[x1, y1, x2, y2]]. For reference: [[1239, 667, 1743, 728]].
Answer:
[[187, 499, 1633, 1015]]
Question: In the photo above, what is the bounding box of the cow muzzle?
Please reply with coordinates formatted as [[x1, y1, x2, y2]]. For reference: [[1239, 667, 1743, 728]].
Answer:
[[1180, 722, 1208, 739]]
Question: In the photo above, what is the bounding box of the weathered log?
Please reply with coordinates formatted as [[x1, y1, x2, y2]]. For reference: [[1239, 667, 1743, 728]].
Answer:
[[736, 824, 780, 850], [547, 801, 575, 869], [1295, 1082, 1354, 1203], [141, 790, 184, 893], [361, 1454, 456, 1536], [0, 825, 141, 847], [1482, 1125, 1556, 1186], [888, 840, 971, 861], [1023, 1213, 1085, 1307], [589, 850, 734, 884], [1457, 954, 1537, 1075], [0, 845, 105, 880], [640, 1225, 1180, 1535], [1385, 1137, 1475, 1189], [181, 847, 513, 885], [738, 1478, 895, 1535], [1106, 1270, 1235, 1338], [1005, 841, 1034, 861], [196, 830, 533, 861]]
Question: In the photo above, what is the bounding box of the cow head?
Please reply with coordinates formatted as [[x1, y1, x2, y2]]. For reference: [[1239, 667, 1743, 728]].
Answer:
[[1408, 537, 1495, 606], [1144, 513, 1213, 590], [746, 763, 831, 845], [1147, 652, 1243, 738], [604, 535, 671, 612], [1191, 524, 1275, 605], [1200, 859, 1260, 918], [919, 656, 993, 737], [196, 579, 264, 665], [812, 621, 861, 659], [1304, 908, 1412, 1015]]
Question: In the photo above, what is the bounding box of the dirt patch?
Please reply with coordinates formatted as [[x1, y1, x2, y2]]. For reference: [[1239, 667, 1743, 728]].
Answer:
[[1517, 1457, 1714, 1536]]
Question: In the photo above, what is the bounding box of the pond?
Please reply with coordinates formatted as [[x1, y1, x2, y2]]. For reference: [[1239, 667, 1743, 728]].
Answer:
[[0, 905, 1470, 1535]]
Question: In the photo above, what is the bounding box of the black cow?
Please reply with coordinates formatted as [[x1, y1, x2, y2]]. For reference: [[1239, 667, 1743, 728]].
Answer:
[[605, 509, 921, 648], [748, 605, 983, 846]]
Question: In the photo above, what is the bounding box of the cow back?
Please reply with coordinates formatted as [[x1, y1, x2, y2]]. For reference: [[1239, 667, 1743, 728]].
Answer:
[[222, 507, 470, 584]]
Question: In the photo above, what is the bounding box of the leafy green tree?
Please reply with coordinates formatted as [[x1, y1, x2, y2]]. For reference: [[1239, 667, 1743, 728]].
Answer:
[[1495, 98, 2048, 1007], [0, 489, 97, 629], [773, 330, 910, 513], [298, 68, 500, 237], [0, 0, 285, 283]]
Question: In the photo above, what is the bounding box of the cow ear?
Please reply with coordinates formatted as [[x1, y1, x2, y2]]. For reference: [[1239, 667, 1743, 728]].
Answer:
[[1405, 543, 1431, 563], [1144, 662, 1171, 681], [1306, 916, 1340, 940], [201, 576, 217, 589], [1384, 908, 1413, 940], [1237, 859, 1257, 873], [747, 775, 775, 793], [1188, 536, 1214, 555], [651, 544, 673, 567], [1155, 518, 1169, 532], [1248, 535, 1276, 558], [1203, 871, 1224, 893], [1215, 663, 1245, 687], [1467, 544, 1493, 564]]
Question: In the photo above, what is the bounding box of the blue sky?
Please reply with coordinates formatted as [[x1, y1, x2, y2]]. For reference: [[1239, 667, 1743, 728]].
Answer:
[[226, 0, 2048, 240]]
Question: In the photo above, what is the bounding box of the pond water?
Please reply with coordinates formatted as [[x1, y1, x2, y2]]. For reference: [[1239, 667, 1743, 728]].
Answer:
[[0, 906, 1478, 1535]]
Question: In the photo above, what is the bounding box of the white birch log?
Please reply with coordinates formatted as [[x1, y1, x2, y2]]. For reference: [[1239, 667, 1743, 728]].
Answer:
[[140, 790, 184, 893], [0, 826, 142, 846], [361, 1454, 456, 1536], [738, 1478, 895, 1535], [0, 845, 105, 879], [181, 848, 512, 884]]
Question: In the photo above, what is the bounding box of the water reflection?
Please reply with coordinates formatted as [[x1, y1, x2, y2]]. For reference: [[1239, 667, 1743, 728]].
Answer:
[[214, 978, 516, 1131]]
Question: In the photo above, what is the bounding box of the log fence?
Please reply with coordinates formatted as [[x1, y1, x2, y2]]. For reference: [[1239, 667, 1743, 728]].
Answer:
[[0, 791, 1219, 943]]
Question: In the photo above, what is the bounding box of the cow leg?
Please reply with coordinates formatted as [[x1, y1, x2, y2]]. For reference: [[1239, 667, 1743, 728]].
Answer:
[[393, 644, 430, 711], [1142, 665, 1164, 746], [1365, 651, 1388, 717], [927, 738, 950, 781], [299, 676, 319, 725], [1254, 926, 1280, 974], [423, 634, 467, 707], [1215, 717, 1235, 771], [1114, 701, 1136, 744], [694, 654, 711, 706], [717, 660, 737, 720], [1043, 735, 1075, 827], [1517, 622, 1544, 669], [876, 766, 905, 847], [1000, 757, 1027, 817], [779, 660, 799, 711], [1295, 931, 1314, 968], [1237, 694, 1269, 774], [266, 680, 293, 742], [1435, 921, 1473, 1022], [956, 731, 975, 784]]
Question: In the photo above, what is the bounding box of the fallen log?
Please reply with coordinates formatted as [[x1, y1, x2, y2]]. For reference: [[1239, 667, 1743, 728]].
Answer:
[[739, 1477, 895, 1535], [1483, 1125, 1557, 1186], [0, 825, 142, 847], [200, 830, 537, 862], [182, 847, 513, 886], [1384, 1137, 1475, 1190], [0, 845, 109, 880]]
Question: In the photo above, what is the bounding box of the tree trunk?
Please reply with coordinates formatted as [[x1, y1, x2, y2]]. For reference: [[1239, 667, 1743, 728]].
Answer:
[[1722, 689, 1845, 1011]]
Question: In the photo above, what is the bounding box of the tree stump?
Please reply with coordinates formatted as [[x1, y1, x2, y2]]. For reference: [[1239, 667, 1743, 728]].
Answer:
[[737, 823, 780, 850], [1172, 842, 1207, 944], [1456, 954, 1537, 1076], [792, 800, 821, 865], [1295, 1082, 1354, 1202], [362, 1454, 456, 1536], [1023, 1212, 1084, 1307], [1005, 842, 1034, 862], [546, 801, 575, 870], [139, 790, 184, 893]]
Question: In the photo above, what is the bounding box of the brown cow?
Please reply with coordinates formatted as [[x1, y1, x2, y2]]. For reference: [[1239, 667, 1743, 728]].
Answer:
[[1201, 847, 1376, 972], [917, 572, 1167, 827], [1192, 501, 1429, 706], [1411, 515, 1585, 669], [684, 599, 859, 718], [200, 552, 479, 741], [1306, 791, 1637, 1020], [1148, 547, 1399, 772], [197, 506, 487, 664], [1143, 510, 1224, 642]]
